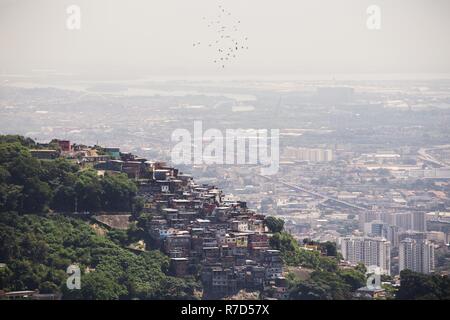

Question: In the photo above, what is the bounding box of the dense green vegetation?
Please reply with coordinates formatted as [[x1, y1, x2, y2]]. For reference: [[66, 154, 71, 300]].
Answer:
[[269, 232, 339, 272], [0, 135, 137, 214], [270, 227, 449, 300], [264, 216, 285, 233], [397, 270, 450, 300], [288, 267, 367, 300], [0, 135, 199, 299], [268, 227, 367, 299], [0, 212, 199, 299]]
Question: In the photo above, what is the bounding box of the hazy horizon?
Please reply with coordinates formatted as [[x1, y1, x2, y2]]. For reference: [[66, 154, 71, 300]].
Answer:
[[1, 0, 450, 79]]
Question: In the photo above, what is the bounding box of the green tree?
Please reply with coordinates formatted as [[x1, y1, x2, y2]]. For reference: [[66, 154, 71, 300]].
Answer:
[[321, 241, 338, 257], [396, 270, 450, 300], [0, 183, 23, 212], [74, 170, 103, 212], [132, 196, 145, 217], [65, 271, 126, 300], [22, 177, 52, 213], [339, 269, 366, 291], [264, 216, 285, 233], [101, 173, 137, 212]]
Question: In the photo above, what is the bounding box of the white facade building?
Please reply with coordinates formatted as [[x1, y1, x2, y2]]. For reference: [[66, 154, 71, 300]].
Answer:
[[399, 238, 435, 274], [340, 236, 391, 275], [283, 147, 333, 162]]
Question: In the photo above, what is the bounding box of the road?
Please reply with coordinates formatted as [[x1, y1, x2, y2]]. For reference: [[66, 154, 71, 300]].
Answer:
[[258, 174, 369, 212], [418, 146, 450, 168]]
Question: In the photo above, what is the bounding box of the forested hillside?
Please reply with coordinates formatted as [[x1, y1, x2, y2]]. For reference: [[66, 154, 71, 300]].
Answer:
[[0, 135, 199, 299], [0, 135, 138, 214], [0, 213, 199, 299]]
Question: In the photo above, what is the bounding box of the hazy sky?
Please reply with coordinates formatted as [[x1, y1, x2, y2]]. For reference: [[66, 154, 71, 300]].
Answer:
[[0, 0, 449, 78]]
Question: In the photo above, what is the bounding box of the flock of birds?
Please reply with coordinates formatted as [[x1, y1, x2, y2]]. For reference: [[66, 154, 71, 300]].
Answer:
[[193, 3, 249, 68]]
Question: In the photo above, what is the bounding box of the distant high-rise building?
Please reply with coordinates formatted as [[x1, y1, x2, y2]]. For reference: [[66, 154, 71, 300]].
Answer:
[[359, 211, 381, 231], [398, 231, 427, 243], [394, 212, 426, 232], [399, 238, 434, 274], [412, 212, 426, 232], [387, 225, 399, 248], [364, 220, 388, 238], [395, 212, 413, 230], [380, 211, 395, 226], [340, 236, 391, 275]]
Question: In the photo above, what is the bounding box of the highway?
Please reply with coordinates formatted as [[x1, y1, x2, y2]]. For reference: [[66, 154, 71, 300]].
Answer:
[[258, 174, 369, 212], [418, 146, 449, 168]]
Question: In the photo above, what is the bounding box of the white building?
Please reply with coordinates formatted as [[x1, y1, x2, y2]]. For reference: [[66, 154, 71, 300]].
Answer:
[[283, 147, 333, 162], [394, 212, 427, 232], [340, 236, 391, 275], [399, 238, 435, 274]]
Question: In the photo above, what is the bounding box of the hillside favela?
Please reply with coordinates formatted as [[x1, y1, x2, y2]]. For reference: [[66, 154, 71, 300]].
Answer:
[[1, 0, 450, 307]]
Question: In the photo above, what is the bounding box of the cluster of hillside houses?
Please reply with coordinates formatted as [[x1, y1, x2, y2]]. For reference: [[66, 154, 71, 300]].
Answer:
[[31, 141, 288, 299], [134, 161, 286, 299]]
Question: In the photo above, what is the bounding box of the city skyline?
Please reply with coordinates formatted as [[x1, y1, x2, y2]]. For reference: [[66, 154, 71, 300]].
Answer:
[[1, 0, 450, 304]]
